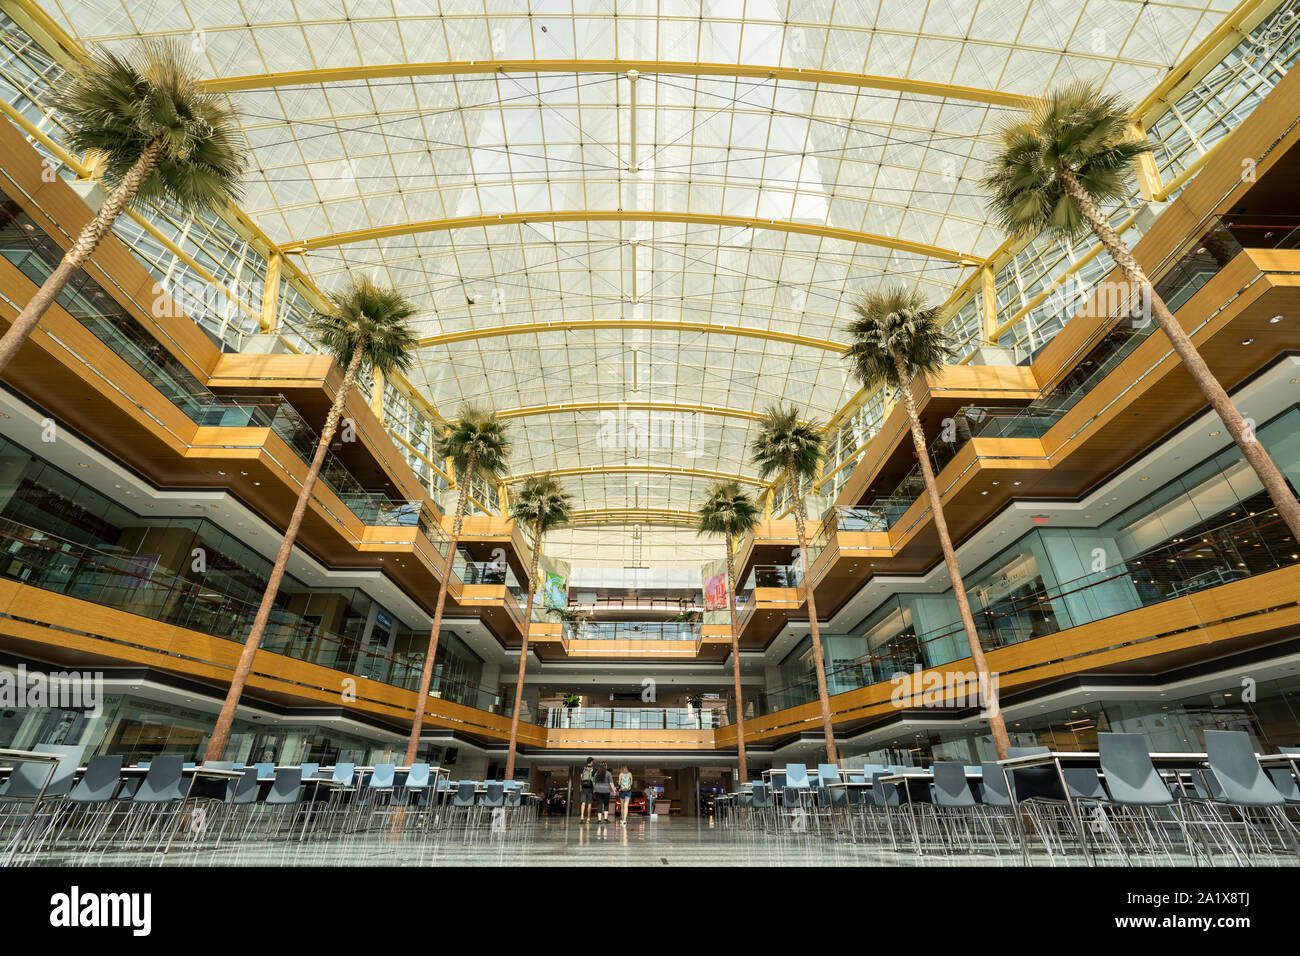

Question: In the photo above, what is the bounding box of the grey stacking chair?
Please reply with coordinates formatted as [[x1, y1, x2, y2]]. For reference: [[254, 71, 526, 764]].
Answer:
[[54, 754, 124, 851], [258, 767, 304, 839], [0, 745, 84, 860], [362, 764, 397, 829], [1002, 745, 1086, 863], [929, 762, 996, 855], [176, 760, 236, 848], [868, 772, 904, 848], [1202, 730, 1300, 863], [1268, 747, 1300, 804], [975, 761, 1020, 855], [1097, 732, 1196, 864], [113, 755, 187, 852], [815, 764, 849, 837], [479, 782, 505, 828], [781, 763, 815, 832], [452, 781, 478, 828], [213, 768, 260, 845], [396, 763, 433, 830], [749, 782, 774, 831]]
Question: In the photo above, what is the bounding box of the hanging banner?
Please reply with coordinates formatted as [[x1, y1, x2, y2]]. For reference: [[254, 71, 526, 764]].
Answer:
[[543, 571, 568, 609], [704, 572, 728, 611]]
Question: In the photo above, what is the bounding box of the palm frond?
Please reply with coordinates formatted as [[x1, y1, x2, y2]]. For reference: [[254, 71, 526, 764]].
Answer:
[[57, 38, 245, 211], [306, 276, 420, 378], [750, 405, 823, 482], [436, 404, 512, 477], [981, 80, 1152, 240], [510, 473, 573, 535], [697, 480, 761, 537], [843, 285, 954, 389]]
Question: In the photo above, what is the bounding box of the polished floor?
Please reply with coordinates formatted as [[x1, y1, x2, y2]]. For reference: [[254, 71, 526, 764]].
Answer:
[[18, 813, 1292, 867]]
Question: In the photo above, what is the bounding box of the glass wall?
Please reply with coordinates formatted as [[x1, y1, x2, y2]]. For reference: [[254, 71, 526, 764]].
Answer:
[[745, 406, 1300, 719], [0, 197, 446, 549], [0, 691, 407, 766], [0, 432, 487, 705], [836, 671, 1300, 769]]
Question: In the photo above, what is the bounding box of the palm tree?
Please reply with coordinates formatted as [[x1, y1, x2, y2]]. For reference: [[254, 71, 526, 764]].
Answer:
[[0, 40, 244, 373], [983, 80, 1300, 542], [503, 473, 573, 780], [404, 406, 510, 763], [204, 278, 418, 759], [697, 480, 761, 782], [845, 286, 1011, 759], [750, 405, 838, 762]]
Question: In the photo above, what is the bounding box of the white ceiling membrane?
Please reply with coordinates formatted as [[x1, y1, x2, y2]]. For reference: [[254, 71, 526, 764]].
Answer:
[[43, 0, 1233, 522]]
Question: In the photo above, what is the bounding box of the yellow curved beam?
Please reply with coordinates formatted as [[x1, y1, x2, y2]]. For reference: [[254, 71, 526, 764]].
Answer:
[[200, 59, 1036, 109], [419, 318, 845, 352], [495, 400, 799, 425], [567, 509, 704, 526], [283, 211, 977, 264], [507, 465, 762, 486]]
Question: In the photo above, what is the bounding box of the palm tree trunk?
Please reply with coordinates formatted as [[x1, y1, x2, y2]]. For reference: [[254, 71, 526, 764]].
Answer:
[[204, 341, 367, 760], [503, 516, 543, 780], [893, 354, 1010, 760], [1058, 165, 1300, 543], [404, 452, 477, 764], [0, 139, 164, 374], [786, 461, 838, 763], [724, 528, 748, 783]]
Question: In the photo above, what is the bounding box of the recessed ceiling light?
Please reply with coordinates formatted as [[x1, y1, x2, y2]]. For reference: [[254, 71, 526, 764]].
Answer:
[[77, 462, 88, 468], [1241, 338, 1254, 345], [1209, 430, 1220, 436], [1269, 315, 1282, 323], [1140, 476, 1150, 481]]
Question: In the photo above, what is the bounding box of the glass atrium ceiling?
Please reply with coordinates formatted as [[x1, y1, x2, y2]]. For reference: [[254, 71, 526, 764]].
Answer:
[[35, 0, 1242, 523]]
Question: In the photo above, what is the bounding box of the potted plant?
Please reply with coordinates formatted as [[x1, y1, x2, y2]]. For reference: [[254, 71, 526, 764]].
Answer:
[[562, 692, 580, 728], [686, 693, 705, 728]]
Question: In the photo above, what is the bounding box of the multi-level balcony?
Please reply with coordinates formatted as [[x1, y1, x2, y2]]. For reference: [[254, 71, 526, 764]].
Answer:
[[738, 75, 1300, 648], [0, 118, 547, 650]]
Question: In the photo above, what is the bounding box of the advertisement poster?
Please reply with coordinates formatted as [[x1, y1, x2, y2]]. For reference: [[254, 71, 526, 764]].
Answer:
[[704, 572, 728, 611], [543, 571, 567, 609]]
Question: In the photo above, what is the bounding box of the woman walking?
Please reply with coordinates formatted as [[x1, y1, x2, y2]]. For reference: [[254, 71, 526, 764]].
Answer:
[[579, 757, 595, 822], [617, 765, 634, 826], [595, 761, 613, 823]]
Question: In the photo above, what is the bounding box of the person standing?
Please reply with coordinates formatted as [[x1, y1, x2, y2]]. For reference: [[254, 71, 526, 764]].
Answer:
[[578, 757, 595, 822], [645, 780, 657, 819], [595, 761, 613, 823], [617, 765, 634, 826]]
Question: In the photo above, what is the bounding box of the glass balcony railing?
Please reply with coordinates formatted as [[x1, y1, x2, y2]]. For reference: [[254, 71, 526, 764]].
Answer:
[[813, 214, 1300, 551], [561, 620, 701, 641], [0, 513, 486, 706], [0, 205, 450, 555], [453, 556, 529, 607], [543, 706, 723, 730], [739, 505, 1298, 721], [735, 564, 803, 608], [958, 213, 1300, 443]]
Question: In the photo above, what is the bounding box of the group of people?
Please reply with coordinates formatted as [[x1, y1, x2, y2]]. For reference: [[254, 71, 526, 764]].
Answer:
[[577, 757, 656, 825]]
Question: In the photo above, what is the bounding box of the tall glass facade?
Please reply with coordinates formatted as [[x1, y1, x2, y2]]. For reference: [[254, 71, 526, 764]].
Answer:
[[0, 432, 488, 706], [750, 405, 1300, 716]]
